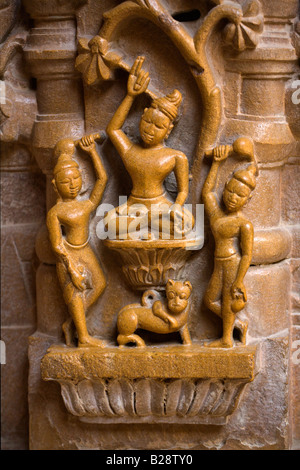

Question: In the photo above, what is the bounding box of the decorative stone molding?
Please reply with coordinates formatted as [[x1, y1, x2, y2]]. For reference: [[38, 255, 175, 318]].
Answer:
[[104, 239, 202, 290], [42, 344, 259, 425]]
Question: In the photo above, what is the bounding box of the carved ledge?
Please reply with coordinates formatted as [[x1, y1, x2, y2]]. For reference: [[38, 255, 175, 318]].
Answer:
[[41, 343, 260, 425]]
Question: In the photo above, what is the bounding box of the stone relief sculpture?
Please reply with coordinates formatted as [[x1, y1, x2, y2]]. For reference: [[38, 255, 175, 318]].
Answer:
[[202, 138, 258, 348], [21, 0, 292, 436], [117, 279, 193, 347], [0, 0, 297, 453], [104, 56, 194, 241], [44, 2, 261, 354], [47, 134, 107, 347]]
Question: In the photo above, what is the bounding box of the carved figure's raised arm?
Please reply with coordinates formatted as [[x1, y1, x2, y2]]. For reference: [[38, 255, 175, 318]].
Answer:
[[202, 145, 231, 216], [78, 135, 108, 209], [106, 56, 150, 157]]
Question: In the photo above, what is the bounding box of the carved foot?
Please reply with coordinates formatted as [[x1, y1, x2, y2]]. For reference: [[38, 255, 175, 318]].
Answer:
[[117, 334, 146, 348], [205, 338, 233, 349], [78, 336, 106, 348]]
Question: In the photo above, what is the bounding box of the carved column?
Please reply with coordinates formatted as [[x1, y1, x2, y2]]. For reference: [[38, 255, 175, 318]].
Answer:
[[23, 0, 88, 337], [221, 0, 298, 349]]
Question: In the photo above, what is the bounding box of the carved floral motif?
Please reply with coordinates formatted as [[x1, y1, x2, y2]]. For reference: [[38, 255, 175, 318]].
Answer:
[[59, 377, 249, 424], [105, 239, 198, 290], [223, 0, 264, 51], [75, 36, 123, 85]]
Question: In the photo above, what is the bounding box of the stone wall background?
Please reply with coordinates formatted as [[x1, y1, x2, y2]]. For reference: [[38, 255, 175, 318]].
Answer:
[[1, 144, 45, 449], [0, 1, 46, 449]]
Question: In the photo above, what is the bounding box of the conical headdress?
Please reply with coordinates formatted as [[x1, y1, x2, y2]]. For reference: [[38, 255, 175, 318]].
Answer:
[[53, 138, 78, 176], [151, 89, 182, 121], [233, 163, 257, 190]]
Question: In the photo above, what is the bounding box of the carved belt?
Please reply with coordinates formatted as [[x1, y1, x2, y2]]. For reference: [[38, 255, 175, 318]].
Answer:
[[63, 236, 90, 249]]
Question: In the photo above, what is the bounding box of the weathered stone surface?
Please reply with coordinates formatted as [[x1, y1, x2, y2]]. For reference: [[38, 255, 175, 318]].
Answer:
[[244, 262, 290, 338], [1, 224, 39, 326], [0, 171, 45, 226], [42, 343, 259, 382], [1, 326, 35, 450], [35, 264, 67, 337], [28, 334, 289, 450], [282, 162, 300, 225]]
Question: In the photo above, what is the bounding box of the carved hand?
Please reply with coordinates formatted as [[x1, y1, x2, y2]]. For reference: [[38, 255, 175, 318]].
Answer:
[[68, 264, 87, 291], [231, 281, 247, 302], [127, 56, 150, 97], [213, 145, 231, 162], [78, 134, 97, 154], [169, 204, 183, 222]]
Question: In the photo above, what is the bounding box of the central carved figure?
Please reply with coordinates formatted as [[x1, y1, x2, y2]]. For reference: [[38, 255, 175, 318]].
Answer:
[[104, 56, 194, 240]]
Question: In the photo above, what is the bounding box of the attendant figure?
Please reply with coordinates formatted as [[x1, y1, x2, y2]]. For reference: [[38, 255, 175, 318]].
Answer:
[[202, 139, 257, 348], [47, 135, 107, 347]]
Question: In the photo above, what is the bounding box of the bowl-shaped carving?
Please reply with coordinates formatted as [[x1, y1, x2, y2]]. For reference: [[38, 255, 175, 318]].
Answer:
[[104, 238, 203, 290]]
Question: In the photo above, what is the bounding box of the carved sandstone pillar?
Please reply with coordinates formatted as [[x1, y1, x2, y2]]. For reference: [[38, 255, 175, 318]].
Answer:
[[222, 0, 298, 346], [23, 0, 88, 337]]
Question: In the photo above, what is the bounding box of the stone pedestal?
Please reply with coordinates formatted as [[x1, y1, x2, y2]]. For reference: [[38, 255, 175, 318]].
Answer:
[[41, 342, 259, 425]]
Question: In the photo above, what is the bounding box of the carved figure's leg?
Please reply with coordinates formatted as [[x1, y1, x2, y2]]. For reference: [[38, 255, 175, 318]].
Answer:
[[84, 252, 106, 310], [104, 203, 148, 239], [62, 317, 75, 346], [205, 257, 238, 348], [180, 324, 192, 345], [204, 259, 222, 317], [173, 207, 195, 238], [218, 256, 240, 348], [149, 202, 172, 239], [68, 295, 105, 348], [149, 202, 195, 239], [218, 287, 235, 348], [56, 261, 97, 347], [117, 308, 138, 334], [117, 307, 144, 347]]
